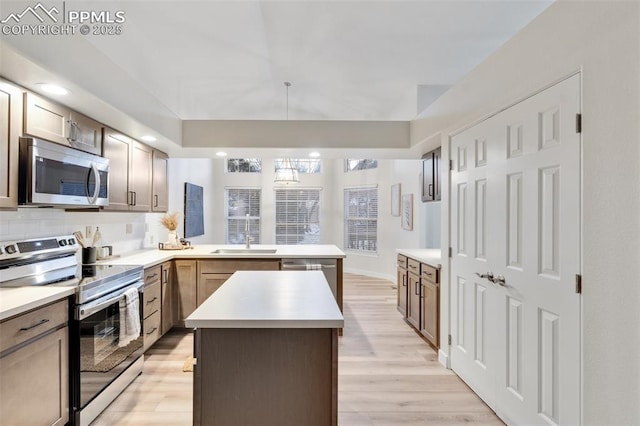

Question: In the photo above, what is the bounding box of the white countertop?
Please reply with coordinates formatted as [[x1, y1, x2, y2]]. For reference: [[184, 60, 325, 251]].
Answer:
[[396, 248, 442, 268], [103, 244, 346, 269], [0, 286, 75, 321], [185, 271, 344, 329]]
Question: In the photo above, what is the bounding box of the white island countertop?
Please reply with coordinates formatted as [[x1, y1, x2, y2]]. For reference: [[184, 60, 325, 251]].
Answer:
[[396, 248, 442, 268], [103, 244, 345, 269], [185, 271, 344, 329]]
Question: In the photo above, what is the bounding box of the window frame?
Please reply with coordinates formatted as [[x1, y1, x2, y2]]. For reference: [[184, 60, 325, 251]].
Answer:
[[224, 187, 262, 244], [344, 185, 378, 254], [274, 187, 322, 245], [225, 158, 262, 173]]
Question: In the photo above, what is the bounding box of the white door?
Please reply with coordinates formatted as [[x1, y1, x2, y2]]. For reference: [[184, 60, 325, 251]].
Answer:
[[450, 74, 581, 425]]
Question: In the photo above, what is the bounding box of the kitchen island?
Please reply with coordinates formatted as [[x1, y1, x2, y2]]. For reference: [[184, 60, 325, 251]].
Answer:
[[186, 270, 343, 426]]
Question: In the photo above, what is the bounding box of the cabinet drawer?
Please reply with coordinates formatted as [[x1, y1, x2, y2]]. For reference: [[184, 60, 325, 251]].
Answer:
[[0, 299, 68, 353], [407, 258, 420, 275], [144, 265, 161, 284], [143, 310, 161, 351], [421, 264, 438, 283], [144, 280, 161, 319], [397, 255, 407, 268], [198, 259, 280, 274]]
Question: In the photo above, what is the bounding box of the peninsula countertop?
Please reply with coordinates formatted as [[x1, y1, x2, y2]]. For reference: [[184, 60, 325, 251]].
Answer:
[[185, 270, 344, 329], [103, 244, 346, 269]]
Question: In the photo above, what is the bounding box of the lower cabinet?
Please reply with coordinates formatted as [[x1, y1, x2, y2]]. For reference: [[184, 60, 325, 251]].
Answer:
[[196, 259, 280, 306], [174, 260, 198, 327], [161, 261, 174, 334], [143, 266, 162, 351], [0, 299, 69, 426], [396, 254, 440, 348], [397, 255, 408, 316]]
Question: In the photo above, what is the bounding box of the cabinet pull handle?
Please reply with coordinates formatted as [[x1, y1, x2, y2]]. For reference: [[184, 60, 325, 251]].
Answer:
[[146, 327, 158, 335], [402, 275, 406, 287], [428, 183, 433, 197], [420, 284, 424, 299], [19, 318, 49, 331], [133, 191, 137, 206], [146, 297, 158, 304], [414, 281, 420, 295], [148, 273, 158, 279], [154, 194, 158, 207]]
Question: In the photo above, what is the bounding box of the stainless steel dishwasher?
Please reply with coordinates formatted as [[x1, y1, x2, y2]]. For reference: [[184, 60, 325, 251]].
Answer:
[[280, 258, 338, 301]]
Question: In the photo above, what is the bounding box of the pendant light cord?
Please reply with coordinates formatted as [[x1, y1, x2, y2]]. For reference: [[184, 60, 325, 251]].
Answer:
[[284, 81, 291, 120]]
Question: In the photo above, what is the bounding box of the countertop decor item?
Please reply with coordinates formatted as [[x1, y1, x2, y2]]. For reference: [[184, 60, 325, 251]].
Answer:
[[160, 211, 181, 248]]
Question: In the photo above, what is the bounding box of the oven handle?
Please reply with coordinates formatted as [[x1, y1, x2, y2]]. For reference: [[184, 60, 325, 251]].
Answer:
[[77, 280, 144, 320]]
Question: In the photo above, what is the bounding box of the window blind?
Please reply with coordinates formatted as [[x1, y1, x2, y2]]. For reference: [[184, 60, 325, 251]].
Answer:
[[274, 188, 321, 245], [344, 187, 378, 252], [225, 188, 261, 244]]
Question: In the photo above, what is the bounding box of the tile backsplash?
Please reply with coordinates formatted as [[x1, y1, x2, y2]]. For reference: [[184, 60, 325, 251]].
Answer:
[[0, 208, 167, 257]]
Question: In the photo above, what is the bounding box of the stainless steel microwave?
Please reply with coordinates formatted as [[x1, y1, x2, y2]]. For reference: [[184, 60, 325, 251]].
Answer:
[[19, 137, 109, 207]]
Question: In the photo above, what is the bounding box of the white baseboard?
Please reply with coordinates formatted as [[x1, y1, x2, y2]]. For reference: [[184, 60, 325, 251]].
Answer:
[[343, 268, 395, 283], [438, 349, 450, 369]]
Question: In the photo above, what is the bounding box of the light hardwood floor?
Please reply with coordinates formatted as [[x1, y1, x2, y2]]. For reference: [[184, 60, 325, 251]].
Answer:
[[94, 273, 502, 425]]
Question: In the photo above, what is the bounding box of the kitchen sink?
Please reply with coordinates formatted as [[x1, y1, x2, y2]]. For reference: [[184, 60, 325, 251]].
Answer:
[[211, 248, 278, 254]]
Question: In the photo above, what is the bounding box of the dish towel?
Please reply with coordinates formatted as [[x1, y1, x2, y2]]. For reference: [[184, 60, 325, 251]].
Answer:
[[118, 288, 141, 348], [306, 264, 322, 270]]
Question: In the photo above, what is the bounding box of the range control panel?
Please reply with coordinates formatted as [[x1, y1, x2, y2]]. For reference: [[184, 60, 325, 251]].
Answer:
[[0, 235, 80, 261]]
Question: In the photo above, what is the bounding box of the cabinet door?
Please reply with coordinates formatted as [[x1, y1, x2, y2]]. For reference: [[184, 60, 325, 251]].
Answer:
[[0, 81, 21, 209], [23, 92, 70, 146], [0, 326, 69, 426], [129, 141, 153, 211], [433, 147, 442, 201], [174, 260, 197, 326], [407, 272, 421, 329], [69, 111, 102, 155], [152, 150, 168, 212], [397, 267, 408, 317], [197, 273, 233, 306], [102, 128, 132, 211], [421, 152, 435, 202], [161, 262, 174, 334], [421, 280, 439, 347]]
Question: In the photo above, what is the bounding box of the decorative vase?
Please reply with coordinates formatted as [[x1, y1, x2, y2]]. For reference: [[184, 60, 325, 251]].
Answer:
[[166, 230, 179, 247]]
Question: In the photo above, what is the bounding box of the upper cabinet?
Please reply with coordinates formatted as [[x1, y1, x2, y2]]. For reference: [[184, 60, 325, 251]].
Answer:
[[421, 147, 442, 202], [23, 92, 102, 155], [152, 149, 168, 212], [103, 127, 164, 212], [0, 80, 22, 209]]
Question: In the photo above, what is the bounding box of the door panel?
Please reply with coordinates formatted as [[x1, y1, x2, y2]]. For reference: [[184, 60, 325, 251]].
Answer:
[[450, 75, 581, 425]]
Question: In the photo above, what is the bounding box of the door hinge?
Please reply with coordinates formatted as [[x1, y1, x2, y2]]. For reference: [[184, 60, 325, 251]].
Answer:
[[575, 113, 582, 133], [448, 247, 452, 258], [575, 274, 582, 294], [449, 160, 453, 171], [448, 334, 452, 345]]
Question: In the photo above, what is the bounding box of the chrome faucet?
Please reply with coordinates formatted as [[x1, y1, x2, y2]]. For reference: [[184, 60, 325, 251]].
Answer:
[[245, 213, 251, 249]]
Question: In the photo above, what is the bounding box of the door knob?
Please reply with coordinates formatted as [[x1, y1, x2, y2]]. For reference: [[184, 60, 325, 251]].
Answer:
[[475, 272, 494, 280], [493, 275, 506, 287]]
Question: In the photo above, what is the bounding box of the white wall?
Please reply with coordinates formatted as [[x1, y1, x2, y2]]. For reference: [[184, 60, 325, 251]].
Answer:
[[411, 1, 640, 424]]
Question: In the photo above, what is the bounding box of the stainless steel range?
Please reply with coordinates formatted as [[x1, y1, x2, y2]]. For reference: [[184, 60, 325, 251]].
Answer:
[[0, 235, 145, 426]]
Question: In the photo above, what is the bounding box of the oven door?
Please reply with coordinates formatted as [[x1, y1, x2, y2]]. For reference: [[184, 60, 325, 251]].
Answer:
[[20, 137, 109, 206], [73, 281, 144, 410]]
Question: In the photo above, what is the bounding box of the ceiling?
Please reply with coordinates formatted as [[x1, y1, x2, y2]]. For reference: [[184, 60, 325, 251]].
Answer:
[[2, 0, 552, 122]]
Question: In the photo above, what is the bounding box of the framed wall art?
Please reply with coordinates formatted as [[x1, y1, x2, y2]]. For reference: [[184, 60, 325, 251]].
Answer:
[[402, 193, 413, 231]]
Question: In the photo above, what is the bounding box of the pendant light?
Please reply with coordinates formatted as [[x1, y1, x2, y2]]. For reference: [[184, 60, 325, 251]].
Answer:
[[274, 81, 300, 184]]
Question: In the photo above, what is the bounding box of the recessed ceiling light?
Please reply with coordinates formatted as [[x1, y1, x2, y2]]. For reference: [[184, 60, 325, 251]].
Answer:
[[140, 135, 157, 142], [39, 83, 68, 95], [309, 152, 320, 158], [216, 151, 227, 157]]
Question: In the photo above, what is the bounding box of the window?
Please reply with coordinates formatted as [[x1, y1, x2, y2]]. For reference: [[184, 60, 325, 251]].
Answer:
[[275, 188, 321, 244], [226, 158, 262, 173], [225, 188, 261, 244], [344, 186, 378, 252], [345, 159, 378, 172], [275, 159, 321, 174]]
